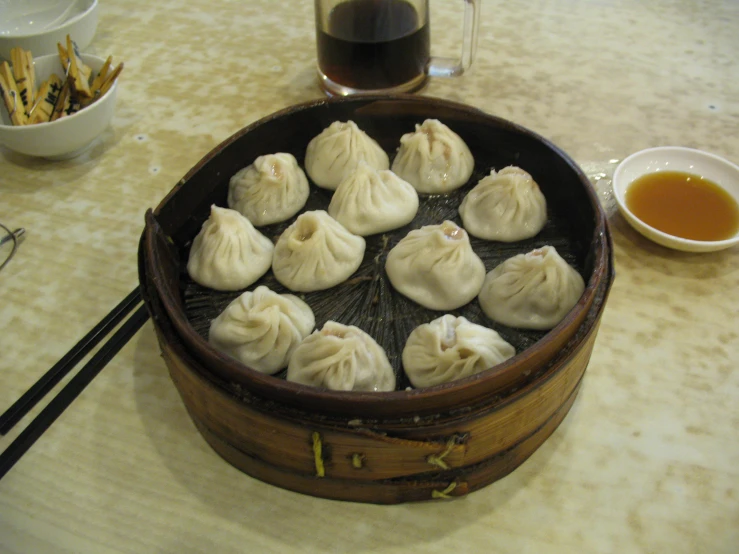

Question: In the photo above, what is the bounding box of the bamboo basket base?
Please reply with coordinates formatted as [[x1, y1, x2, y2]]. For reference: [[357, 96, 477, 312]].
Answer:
[[190, 384, 580, 504]]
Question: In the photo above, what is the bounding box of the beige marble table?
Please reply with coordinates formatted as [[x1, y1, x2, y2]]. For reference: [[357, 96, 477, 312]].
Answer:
[[1, 0, 737, 552]]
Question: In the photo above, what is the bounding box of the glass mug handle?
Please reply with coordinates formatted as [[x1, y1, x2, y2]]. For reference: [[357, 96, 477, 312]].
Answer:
[[427, 0, 481, 77]]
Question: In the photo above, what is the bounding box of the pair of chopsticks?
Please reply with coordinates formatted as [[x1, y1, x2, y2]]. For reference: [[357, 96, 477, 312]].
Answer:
[[0, 287, 149, 479]]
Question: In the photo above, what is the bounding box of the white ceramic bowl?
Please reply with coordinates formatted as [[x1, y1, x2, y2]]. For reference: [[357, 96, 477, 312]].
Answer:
[[0, 0, 98, 60], [613, 146, 739, 253], [0, 53, 118, 160]]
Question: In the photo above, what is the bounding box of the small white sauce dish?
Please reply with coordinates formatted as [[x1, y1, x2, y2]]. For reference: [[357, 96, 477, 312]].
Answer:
[[0, 0, 99, 60], [0, 52, 118, 160], [612, 146, 739, 253]]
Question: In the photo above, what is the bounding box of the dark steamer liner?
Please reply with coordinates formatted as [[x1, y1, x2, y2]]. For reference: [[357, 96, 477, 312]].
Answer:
[[139, 95, 614, 503]]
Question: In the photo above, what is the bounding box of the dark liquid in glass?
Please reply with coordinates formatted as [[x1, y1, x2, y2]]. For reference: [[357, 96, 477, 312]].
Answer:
[[317, 0, 430, 90]]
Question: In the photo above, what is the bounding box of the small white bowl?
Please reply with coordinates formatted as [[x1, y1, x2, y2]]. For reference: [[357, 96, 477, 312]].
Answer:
[[0, 52, 118, 160], [0, 0, 99, 60], [613, 146, 739, 253]]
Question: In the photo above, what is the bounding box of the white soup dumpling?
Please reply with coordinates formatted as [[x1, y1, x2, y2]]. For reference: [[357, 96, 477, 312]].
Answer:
[[272, 210, 365, 292], [385, 221, 485, 311], [228, 153, 310, 226], [328, 161, 419, 236], [287, 321, 396, 392], [478, 245, 585, 330], [304, 120, 389, 190], [459, 166, 547, 242], [402, 315, 515, 388], [391, 119, 474, 194], [209, 286, 315, 374], [187, 205, 274, 291]]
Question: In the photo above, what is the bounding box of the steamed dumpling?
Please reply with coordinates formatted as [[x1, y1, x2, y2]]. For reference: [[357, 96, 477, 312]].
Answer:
[[328, 161, 419, 236], [187, 205, 274, 291], [459, 166, 547, 241], [272, 210, 365, 292], [305, 121, 389, 190], [391, 119, 474, 194], [287, 321, 395, 392], [228, 153, 310, 226], [479, 246, 585, 330], [385, 221, 485, 310], [402, 315, 515, 388], [209, 286, 315, 374]]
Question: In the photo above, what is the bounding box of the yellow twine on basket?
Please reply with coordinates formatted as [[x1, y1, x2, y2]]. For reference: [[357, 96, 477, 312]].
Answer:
[[351, 453, 365, 469], [426, 437, 458, 470], [432, 482, 458, 499], [312, 432, 325, 477]]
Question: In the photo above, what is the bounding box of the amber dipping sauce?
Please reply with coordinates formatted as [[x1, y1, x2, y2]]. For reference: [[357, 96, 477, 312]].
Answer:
[[625, 171, 739, 241]]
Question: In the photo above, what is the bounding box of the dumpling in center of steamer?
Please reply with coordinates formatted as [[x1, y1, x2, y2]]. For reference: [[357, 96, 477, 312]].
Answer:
[[287, 321, 395, 392], [272, 210, 366, 292], [385, 221, 485, 311], [391, 119, 474, 194], [304, 120, 389, 190], [328, 161, 419, 236]]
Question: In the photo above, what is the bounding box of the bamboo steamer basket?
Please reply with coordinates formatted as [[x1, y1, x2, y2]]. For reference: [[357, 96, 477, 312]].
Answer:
[[138, 95, 615, 504]]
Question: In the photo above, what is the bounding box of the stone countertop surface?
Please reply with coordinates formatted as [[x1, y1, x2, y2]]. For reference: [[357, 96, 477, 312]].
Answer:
[[0, 0, 737, 552]]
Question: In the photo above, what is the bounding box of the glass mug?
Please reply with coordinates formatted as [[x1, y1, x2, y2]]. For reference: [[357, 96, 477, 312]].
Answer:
[[315, 0, 481, 96]]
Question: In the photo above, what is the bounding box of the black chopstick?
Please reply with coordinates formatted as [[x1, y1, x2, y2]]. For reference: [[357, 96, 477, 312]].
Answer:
[[0, 305, 150, 480], [0, 287, 142, 435]]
